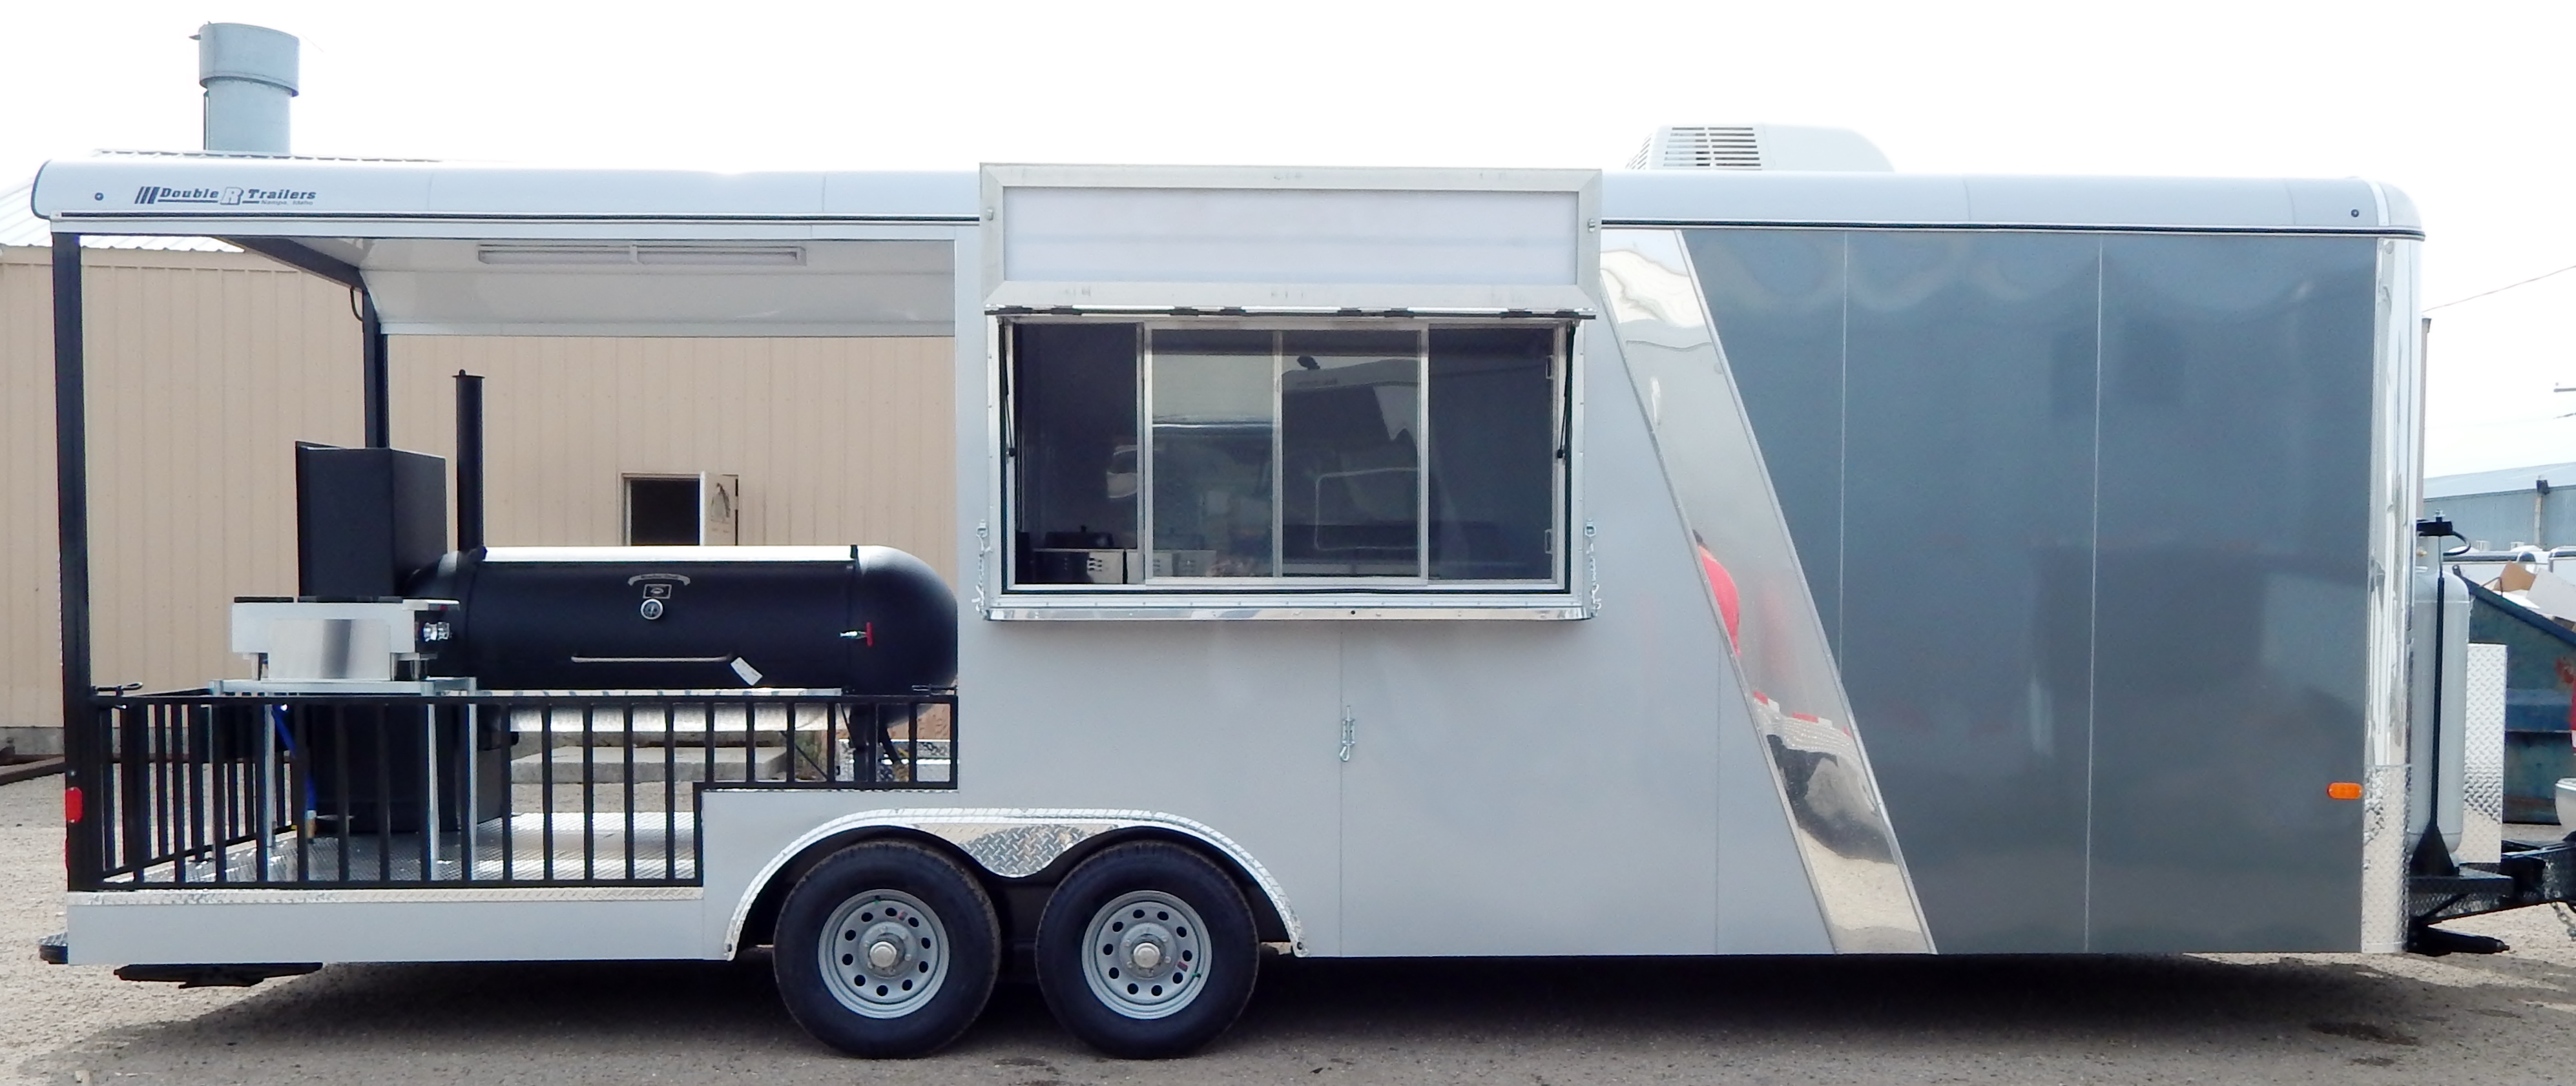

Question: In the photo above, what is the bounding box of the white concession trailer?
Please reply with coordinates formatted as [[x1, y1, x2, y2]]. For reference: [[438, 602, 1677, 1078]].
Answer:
[[29, 154, 2569, 1057]]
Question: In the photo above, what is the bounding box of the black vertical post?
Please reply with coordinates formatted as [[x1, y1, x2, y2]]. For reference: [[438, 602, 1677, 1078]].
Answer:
[[362, 293, 390, 448], [52, 236, 98, 888], [453, 371, 485, 551]]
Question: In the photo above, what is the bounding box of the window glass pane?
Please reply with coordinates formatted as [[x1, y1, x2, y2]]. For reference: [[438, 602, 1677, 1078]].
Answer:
[[1013, 323, 1139, 584], [1282, 330, 1422, 577], [626, 476, 701, 545], [1427, 327, 1558, 580], [1150, 329, 1275, 578]]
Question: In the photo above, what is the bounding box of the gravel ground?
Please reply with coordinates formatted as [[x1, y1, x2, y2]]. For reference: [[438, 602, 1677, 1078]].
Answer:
[[10, 775, 2576, 1085]]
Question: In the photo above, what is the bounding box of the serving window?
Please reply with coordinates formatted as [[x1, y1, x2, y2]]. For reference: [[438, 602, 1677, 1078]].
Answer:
[[1006, 319, 1568, 591]]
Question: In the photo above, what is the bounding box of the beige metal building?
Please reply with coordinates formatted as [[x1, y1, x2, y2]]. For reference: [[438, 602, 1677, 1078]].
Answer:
[[0, 240, 955, 750]]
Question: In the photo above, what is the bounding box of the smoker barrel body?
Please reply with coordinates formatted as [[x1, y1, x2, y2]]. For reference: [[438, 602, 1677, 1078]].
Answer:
[[409, 546, 957, 693]]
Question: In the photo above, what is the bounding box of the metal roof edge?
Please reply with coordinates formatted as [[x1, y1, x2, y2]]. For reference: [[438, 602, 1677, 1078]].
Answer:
[[30, 155, 2426, 237]]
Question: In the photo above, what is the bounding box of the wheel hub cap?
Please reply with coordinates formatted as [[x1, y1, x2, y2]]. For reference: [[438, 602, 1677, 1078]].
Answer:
[[818, 889, 950, 1019], [1080, 890, 1210, 1020]]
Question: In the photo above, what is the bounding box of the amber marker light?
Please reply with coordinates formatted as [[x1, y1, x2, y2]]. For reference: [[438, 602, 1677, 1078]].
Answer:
[[2327, 782, 2365, 801]]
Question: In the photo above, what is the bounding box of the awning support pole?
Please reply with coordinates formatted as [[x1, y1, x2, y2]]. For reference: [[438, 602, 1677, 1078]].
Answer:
[[52, 235, 97, 880], [362, 292, 389, 447]]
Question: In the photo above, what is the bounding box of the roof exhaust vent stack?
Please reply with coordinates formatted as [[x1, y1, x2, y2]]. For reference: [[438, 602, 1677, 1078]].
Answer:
[[1629, 125, 1892, 172], [196, 23, 300, 155]]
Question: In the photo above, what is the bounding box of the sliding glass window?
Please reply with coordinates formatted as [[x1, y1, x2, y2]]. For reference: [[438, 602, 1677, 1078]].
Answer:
[[1008, 320, 1566, 590]]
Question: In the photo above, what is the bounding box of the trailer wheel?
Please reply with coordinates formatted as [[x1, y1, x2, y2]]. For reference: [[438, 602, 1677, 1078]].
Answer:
[[772, 841, 998, 1058], [1035, 842, 1257, 1058]]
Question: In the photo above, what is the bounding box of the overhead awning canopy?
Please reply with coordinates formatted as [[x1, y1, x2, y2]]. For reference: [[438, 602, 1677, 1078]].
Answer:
[[30, 155, 980, 336]]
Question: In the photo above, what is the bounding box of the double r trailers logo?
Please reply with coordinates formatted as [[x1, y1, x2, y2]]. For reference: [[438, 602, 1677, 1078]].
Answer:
[[132, 185, 318, 207]]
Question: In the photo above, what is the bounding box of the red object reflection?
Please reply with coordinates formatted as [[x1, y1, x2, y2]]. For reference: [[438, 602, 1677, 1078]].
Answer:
[[1696, 543, 1741, 649]]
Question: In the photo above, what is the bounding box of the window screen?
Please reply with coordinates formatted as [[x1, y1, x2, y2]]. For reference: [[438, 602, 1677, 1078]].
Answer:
[[1009, 320, 1566, 588]]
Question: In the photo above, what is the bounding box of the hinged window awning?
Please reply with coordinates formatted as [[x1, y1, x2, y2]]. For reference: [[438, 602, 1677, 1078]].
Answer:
[[982, 165, 1603, 314]]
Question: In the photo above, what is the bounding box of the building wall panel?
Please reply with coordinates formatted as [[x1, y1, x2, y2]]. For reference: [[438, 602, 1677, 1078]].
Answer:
[[386, 335, 955, 573], [0, 247, 361, 737]]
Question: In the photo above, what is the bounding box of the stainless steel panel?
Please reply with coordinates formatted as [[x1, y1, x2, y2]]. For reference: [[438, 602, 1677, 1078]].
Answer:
[[2436, 582, 2471, 848], [2090, 233, 2379, 951]]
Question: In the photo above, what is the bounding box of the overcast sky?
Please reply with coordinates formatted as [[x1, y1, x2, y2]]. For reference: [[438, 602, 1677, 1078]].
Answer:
[[7, 1, 2572, 476]]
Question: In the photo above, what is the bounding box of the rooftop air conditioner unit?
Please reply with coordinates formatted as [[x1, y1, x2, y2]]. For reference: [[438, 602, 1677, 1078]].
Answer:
[[1629, 125, 1893, 172]]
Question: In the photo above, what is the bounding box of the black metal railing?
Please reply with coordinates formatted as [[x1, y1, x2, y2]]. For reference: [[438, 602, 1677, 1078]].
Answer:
[[65, 691, 955, 891]]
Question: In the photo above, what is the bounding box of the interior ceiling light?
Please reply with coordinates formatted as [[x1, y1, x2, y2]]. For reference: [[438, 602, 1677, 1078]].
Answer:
[[477, 242, 804, 267]]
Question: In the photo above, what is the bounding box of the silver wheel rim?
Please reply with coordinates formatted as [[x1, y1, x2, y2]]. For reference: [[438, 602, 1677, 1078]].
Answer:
[[818, 888, 950, 1018], [1080, 890, 1209, 1020]]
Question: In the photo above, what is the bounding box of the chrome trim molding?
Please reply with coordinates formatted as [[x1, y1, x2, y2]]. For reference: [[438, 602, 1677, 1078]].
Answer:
[[722, 808, 1303, 957]]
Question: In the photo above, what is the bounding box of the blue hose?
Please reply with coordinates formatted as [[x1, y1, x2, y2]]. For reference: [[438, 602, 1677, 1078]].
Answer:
[[267, 703, 318, 817]]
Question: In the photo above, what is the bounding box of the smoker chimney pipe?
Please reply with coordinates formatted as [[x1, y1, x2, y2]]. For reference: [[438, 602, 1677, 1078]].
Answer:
[[455, 372, 486, 551], [196, 23, 299, 154]]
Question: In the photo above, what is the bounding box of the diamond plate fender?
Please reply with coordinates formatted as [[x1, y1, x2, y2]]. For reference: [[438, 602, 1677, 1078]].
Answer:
[[720, 808, 1303, 956]]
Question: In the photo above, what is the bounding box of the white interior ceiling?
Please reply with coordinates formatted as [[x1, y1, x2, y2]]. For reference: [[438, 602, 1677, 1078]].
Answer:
[[355, 238, 954, 336]]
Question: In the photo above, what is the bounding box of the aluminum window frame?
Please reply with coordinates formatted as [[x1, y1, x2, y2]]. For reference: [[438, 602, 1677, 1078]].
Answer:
[[992, 313, 1584, 618]]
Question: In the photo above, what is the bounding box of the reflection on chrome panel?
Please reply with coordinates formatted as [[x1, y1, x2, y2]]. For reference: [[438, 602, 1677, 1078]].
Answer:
[[1602, 228, 1931, 954]]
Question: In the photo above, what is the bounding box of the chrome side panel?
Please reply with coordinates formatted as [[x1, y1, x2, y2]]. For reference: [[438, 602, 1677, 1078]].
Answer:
[[1598, 229, 1932, 954], [2363, 236, 2424, 952]]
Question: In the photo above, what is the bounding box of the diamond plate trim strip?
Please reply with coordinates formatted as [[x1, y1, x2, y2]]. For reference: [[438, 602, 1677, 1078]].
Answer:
[[2461, 643, 2508, 865], [2360, 763, 2409, 952]]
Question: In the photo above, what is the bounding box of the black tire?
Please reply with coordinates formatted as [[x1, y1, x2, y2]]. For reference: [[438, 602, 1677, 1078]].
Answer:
[[1035, 841, 1258, 1058], [772, 840, 999, 1058]]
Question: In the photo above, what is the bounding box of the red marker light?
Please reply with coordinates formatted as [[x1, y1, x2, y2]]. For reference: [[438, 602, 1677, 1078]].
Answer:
[[64, 786, 82, 824]]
